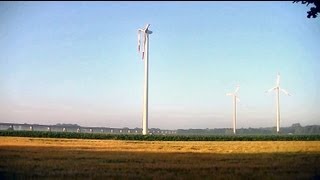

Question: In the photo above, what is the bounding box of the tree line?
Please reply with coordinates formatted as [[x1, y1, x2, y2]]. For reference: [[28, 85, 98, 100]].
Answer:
[[177, 123, 320, 135]]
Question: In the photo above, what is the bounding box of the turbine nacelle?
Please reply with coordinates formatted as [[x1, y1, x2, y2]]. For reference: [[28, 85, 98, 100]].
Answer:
[[265, 73, 291, 96], [137, 24, 152, 60], [144, 24, 152, 34], [265, 86, 277, 93], [226, 86, 240, 102], [226, 85, 240, 96], [138, 24, 152, 34], [138, 29, 153, 34]]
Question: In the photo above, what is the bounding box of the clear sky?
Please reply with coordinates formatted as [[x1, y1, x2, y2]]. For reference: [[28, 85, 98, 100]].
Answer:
[[0, 1, 319, 130]]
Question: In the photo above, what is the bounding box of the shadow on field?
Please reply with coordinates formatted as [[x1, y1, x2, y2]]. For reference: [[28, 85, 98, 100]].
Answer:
[[0, 146, 320, 179]]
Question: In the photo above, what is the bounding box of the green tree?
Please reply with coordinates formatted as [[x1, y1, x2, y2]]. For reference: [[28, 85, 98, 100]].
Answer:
[[292, 123, 303, 134]]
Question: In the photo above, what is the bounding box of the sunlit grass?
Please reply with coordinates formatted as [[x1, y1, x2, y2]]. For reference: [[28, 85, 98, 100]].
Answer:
[[0, 137, 319, 179], [1, 137, 319, 153]]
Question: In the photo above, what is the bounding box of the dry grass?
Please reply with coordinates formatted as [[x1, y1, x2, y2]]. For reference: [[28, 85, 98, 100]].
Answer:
[[0, 137, 320, 179]]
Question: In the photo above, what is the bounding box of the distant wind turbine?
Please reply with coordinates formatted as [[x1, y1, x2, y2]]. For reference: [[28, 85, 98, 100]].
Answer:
[[265, 73, 291, 134], [138, 24, 152, 135], [226, 85, 240, 135]]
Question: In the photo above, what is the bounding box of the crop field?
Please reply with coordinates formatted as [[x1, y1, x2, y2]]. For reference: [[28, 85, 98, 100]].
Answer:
[[0, 137, 320, 179], [1, 130, 320, 141]]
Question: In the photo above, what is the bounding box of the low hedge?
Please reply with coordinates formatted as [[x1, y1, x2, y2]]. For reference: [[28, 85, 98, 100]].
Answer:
[[1, 130, 320, 141]]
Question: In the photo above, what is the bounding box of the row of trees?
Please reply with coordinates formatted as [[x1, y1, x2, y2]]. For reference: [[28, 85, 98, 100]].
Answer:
[[177, 123, 320, 135]]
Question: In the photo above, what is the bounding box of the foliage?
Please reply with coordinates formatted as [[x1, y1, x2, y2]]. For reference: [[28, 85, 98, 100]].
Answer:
[[293, 0, 320, 18], [1, 130, 320, 141], [177, 124, 320, 135]]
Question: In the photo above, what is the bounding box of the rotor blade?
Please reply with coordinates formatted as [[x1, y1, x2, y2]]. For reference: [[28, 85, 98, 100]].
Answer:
[[276, 73, 280, 86], [265, 87, 277, 93], [144, 24, 150, 32], [143, 33, 147, 51], [226, 93, 233, 96], [137, 31, 141, 52], [236, 96, 240, 102], [142, 33, 147, 60], [234, 86, 240, 93], [145, 24, 150, 30], [280, 88, 291, 96]]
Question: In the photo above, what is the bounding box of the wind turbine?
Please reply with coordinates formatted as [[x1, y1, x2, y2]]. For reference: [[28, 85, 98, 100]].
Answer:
[[265, 72, 291, 134], [138, 24, 152, 135], [226, 85, 240, 135]]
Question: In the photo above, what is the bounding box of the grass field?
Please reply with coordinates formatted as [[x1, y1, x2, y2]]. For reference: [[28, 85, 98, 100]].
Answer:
[[0, 137, 320, 179]]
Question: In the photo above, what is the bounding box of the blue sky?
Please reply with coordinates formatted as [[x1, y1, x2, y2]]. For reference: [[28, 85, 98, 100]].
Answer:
[[0, 1, 319, 129]]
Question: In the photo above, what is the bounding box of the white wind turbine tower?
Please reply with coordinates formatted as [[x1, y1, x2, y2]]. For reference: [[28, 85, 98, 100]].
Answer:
[[265, 72, 291, 134], [138, 24, 152, 135], [226, 85, 240, 135]]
